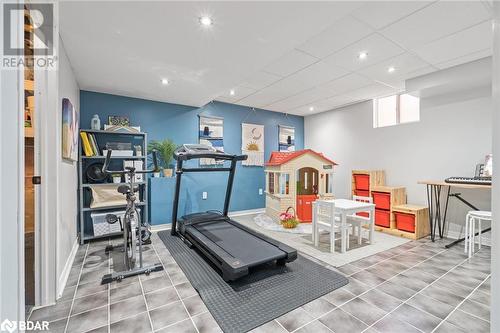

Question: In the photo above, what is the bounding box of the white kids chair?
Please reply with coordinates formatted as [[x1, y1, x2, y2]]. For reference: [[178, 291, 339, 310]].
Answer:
[[464, 210, 491, 258], [313, 201, 351, 253], [348, 195, 374, 245]]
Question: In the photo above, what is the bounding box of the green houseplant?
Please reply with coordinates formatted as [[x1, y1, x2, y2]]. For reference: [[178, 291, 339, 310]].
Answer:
[[148, 139, 177, 177]]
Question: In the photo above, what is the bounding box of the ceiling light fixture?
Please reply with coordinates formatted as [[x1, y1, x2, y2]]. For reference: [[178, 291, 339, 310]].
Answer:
[[161, 78, 169, 85], [309, 106, 314, 112], [199, 16, 213, 26], [388, 66, 396, 73], [358, 51, 368, 60], [229, 89, 235, 96]]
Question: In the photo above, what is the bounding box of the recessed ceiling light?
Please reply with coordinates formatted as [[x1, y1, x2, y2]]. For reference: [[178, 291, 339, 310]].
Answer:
[[199, 16, 213, 26], [388, 66, 396, 73], [229, 89, 235, 96], [161, 78, 169, 85], [358, 52, 368, 60], [309, 106, 314, 112]]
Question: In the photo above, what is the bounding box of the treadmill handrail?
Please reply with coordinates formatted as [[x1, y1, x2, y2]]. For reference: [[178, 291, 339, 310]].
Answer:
[[171, 144, 246, 235], [173, 145, 247, 162]]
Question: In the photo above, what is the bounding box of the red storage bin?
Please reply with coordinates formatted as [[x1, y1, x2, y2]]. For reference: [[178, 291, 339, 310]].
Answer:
[[354, 190, 370, 197], [375, 209, 391, 228], [372, 192, 391, 210], [395, 212, 415, 233], [353, 174, 370, 191]]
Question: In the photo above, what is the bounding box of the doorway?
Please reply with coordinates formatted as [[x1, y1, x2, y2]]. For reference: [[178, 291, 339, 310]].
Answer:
[[24, 7, 37, 313], [296, 167, 318, 222]]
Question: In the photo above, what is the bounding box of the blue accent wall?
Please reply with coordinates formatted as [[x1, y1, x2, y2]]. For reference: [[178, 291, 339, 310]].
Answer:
[[80, 91, 304, 224]]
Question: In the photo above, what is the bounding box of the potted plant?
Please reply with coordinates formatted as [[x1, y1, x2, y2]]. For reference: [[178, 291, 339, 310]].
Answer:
[[111, 173, 122, 183], [148, 139, 177, 177], [279, 207, 300, 229]]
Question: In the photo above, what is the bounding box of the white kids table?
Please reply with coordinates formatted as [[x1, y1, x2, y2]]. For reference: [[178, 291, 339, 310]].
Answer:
[[312, 199, 375, 253]]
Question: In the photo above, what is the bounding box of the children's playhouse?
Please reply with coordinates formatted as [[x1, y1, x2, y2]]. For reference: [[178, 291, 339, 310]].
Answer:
[[264, 149, 337, 222]]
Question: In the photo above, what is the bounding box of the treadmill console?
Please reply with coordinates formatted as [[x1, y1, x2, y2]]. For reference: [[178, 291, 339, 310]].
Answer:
[[183, 144, 218, 154]]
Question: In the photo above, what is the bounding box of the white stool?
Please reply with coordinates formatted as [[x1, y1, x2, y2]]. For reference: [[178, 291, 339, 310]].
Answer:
[[464, 210, 491, 258]]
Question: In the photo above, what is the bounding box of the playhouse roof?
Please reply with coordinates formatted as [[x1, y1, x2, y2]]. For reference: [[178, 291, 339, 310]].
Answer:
[[265, 149, 338, 167]]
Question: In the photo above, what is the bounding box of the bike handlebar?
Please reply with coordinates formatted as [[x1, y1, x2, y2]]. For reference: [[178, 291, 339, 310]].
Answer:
[[102, 149, 160, 175]]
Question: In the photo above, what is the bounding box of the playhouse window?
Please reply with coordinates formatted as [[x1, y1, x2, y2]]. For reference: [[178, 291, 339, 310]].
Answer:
[[268, 172, 275, 194], [325, 173, 333, 193], [278, 173, 290, 195]]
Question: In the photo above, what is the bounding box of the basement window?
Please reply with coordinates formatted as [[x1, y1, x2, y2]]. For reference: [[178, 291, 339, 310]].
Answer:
[[373, 93, 420, 128]]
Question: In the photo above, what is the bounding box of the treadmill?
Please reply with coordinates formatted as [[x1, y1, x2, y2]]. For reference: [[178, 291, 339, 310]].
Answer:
[[171, 144, 297, 281]]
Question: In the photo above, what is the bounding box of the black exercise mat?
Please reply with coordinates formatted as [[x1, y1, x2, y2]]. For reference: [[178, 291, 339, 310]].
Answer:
[[158, 231, 349, 333]]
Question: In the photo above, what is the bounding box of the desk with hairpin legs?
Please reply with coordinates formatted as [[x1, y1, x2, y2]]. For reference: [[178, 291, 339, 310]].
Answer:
[[418, 180, 491, 247]]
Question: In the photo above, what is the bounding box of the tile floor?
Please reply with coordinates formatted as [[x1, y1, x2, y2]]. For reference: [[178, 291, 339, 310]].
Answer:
[[235, 214, 409, 267], [29, 232, 491, 333]]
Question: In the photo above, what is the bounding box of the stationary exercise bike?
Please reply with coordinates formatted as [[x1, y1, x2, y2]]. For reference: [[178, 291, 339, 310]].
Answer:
[[100, 149, 164, 284]]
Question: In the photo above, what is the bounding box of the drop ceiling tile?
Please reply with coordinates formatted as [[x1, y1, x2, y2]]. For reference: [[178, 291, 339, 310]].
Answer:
[[380, 1, 491, 50], [357, 52, 430, 88], [324, 33, 405, 71], [435, 49, 492, 70], [311, 94, 356, 112], [239, 71, 282, 90], [238, 61, 349, 107], [412, 21, 492, 66], [216, 85, 256, 103], [351, 1, 433, 30], [345, 82, 398, 100], [266, 73, 373, 112], [320, 73, 374, 96], [237, 78, 309, 107], [288, 60, 351, 89], [263, 49, 319, 77], [266, 87, 336, 112], [296, 16, 374, 58]]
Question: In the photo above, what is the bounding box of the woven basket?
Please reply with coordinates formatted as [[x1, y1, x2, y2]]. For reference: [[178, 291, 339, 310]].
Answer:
[[281, 207, 299, 229]]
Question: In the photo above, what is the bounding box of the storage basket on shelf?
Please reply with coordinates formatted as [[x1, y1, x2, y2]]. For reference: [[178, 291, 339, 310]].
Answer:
[[91, 208, 141, 236]]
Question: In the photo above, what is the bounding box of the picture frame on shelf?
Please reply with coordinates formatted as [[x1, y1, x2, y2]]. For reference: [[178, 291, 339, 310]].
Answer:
[[108, 115, 130, 127]]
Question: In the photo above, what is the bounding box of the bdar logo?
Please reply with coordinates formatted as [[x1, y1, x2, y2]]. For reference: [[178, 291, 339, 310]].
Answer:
[[0, 319, 17, 333]]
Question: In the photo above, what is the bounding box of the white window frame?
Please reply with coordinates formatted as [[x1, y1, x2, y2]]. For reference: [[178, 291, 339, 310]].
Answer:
[[373, 93, 420, 128], [325, 172, 334, 194], [278, 173, 290, 196]]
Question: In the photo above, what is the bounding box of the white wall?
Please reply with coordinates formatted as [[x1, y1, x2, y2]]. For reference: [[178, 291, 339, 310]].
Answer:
[[56, 38, 80, 296], [305, 85, 492, 238], [0, 2, 25, 323], [490, 2, 499, 331]]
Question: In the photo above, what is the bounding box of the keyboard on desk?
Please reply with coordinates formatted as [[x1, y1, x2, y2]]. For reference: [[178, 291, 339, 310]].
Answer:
[[445, 176, 491, 185]]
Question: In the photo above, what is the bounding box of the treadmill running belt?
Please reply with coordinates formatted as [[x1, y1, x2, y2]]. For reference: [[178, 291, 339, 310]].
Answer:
[[193, 220, 285, 263]]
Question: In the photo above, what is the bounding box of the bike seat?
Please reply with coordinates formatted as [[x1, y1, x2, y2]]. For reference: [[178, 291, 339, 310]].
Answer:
[[117, 185, 139, 194], [125, 166, 136, 172]]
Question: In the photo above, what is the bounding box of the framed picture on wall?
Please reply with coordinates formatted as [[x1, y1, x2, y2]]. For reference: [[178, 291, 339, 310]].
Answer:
[[62, 98, 79, 161], [279, 125, 295, 152], [199, 115, 224, 165]]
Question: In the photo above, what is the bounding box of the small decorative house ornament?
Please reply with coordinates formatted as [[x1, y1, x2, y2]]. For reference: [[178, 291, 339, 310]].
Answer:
[[264, 149, 337, 223]]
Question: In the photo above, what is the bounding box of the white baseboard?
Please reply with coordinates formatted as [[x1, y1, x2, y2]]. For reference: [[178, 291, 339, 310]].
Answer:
[[151, 224, 171, 232], [57, 238, 79, 299], [151, 208, 265, 232], [445, 229, 492, 247], [228, 208, 265, 217]]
